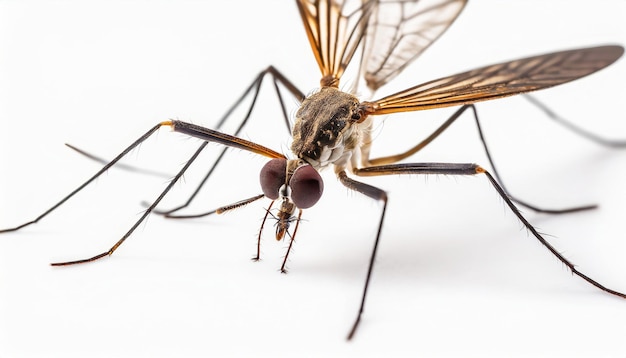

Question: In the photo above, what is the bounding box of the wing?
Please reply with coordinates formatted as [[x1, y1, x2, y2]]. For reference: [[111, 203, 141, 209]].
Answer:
[[362, 45, 624, 115], [296, 0, 376, 87], [360, 0, 466, 91]]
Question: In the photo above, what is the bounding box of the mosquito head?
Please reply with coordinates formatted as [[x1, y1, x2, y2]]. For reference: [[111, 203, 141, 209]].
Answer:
[[259, 158, 324, 210], [291, 87, 365, 169], [260, 158, 322, 240]]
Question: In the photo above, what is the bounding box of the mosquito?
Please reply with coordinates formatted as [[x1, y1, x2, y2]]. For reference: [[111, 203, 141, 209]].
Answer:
[[1, 0, 625, 340]]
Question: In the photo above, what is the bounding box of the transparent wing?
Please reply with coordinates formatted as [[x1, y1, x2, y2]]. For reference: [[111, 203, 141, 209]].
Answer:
[[360, 0, 466, 91], [363, 45, 624, 115], [296, 0, 376, 87]]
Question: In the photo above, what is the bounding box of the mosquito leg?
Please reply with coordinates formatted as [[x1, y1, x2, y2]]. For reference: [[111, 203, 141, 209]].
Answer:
[[279, 208, 303, 274], [523, 94, 626, 147], [368, 104, 596, 214], [150, 66, 304, 216], [335, 170, 388, 340], [468, 105, 596, 214], [356, 162, 626, 293], [64, 143, 172, 178], [479, 168, 626, 299], [50, 133, 207, 266], [0, 123, 164, 233], [273, 74, 296, 131]]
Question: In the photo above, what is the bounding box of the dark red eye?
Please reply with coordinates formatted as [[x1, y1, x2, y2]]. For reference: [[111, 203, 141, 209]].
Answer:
[[289, 164, 323, 209], [259, 158, 287, 200]]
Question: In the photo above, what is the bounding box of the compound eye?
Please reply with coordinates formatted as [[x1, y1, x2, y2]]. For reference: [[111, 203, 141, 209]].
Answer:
[[259, 158, 287, 200], [289, 164, 323, 209]]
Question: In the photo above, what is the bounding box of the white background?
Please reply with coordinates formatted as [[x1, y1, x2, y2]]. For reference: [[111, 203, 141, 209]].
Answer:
[[1, 1, 625, 357]]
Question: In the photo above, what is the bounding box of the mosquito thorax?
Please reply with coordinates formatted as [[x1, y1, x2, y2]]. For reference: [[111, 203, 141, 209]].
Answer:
[[291, 87, 364, 169]]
